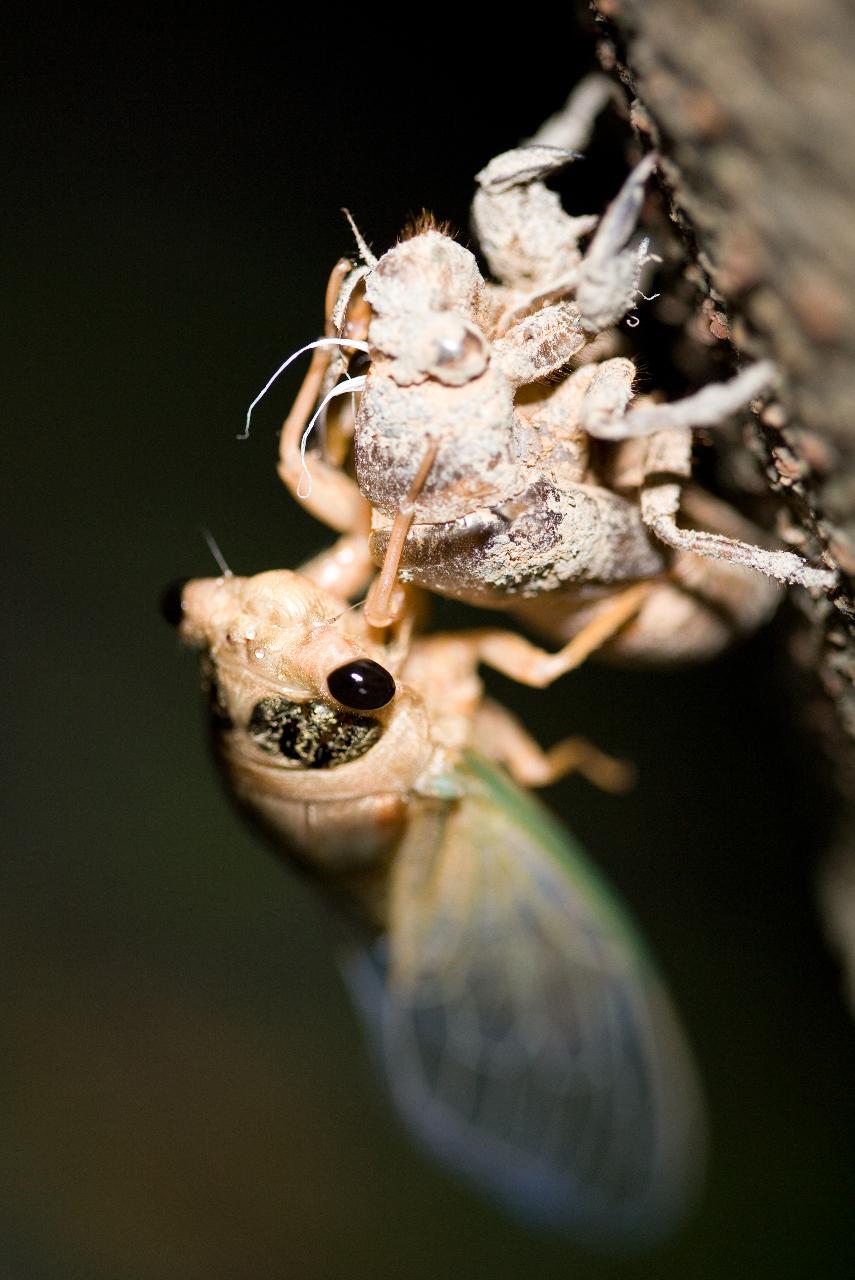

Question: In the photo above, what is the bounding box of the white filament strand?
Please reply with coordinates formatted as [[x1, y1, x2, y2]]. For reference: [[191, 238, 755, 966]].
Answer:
[[201, 527, 233, 577], [239, 337, 369, 440], [297, 375, 366, 499]]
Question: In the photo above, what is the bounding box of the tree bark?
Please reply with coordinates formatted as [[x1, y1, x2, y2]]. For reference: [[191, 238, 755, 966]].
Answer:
[[588, 0, 855, 1004]]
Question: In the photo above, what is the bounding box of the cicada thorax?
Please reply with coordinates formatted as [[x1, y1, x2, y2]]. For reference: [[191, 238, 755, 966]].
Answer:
[[213, 711, 417, 930], [212, 685, 428, 850]]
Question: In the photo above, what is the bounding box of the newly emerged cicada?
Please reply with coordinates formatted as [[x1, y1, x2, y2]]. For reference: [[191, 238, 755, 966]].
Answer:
[[166, 559, 704, 1239]]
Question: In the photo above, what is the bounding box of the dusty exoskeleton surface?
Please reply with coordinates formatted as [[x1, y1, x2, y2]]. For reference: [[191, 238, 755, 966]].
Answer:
[[168, 555, 704, 1238], [259, 75, 836, 667]]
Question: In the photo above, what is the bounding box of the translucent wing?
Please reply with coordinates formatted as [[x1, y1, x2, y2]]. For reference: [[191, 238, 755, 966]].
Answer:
[[354, 754, 704, 1240]]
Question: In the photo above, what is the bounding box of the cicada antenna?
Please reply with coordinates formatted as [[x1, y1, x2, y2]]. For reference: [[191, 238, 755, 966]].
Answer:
[[200, 527, 234, 577]]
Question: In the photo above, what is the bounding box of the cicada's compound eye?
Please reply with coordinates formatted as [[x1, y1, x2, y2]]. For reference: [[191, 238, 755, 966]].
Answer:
[[248, 696, 382, 769], [159, 577, 190, 627], [326, 659, 395, 711]]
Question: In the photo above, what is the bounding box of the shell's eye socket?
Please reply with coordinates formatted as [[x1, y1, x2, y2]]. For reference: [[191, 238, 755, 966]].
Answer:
[[327, 658, 395, 710], [347, 349, 371, 378], [427, 323, 488, 384], [434, 335, 466, 365], [160, 577, 190, 627]]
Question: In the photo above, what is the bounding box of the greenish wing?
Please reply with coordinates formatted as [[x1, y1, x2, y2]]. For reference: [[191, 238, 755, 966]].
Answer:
[[370, 754, 704, 1239]]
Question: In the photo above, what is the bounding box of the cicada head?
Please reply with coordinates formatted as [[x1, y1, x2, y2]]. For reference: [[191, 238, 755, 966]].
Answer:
[[169, 570, 433, 923], [364, 230, 490, 388]]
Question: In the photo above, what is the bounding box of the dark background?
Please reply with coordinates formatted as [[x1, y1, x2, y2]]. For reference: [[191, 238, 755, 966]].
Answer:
[[3, 12, 853, 1279]]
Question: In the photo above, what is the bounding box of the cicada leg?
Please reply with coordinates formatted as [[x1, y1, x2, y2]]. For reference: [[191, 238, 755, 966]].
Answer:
[[580, 359, 837, 591], [463, 581, 653, 688], [475, 698, 635, 793], [296, 534, 376, 600], [363, 440, 441, 629], [640, 426, 837, 590], [278, 256, 371, 535]]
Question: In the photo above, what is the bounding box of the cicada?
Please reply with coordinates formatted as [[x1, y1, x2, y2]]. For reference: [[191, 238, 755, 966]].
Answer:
[[166, 560, 704, 1240]]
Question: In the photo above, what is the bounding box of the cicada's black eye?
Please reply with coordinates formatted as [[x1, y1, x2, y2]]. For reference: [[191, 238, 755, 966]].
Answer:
[[347, 349, 371, 379], [327, 659, 395, 711], [160, 577, 190, 627]]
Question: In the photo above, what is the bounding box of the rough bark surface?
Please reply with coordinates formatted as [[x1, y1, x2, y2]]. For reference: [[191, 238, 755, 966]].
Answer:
[[588, 0, 855, 1005]]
